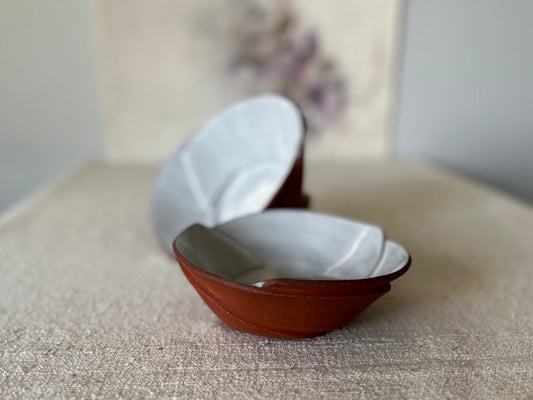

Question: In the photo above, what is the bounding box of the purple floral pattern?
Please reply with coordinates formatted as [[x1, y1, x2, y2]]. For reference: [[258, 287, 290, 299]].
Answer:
[[227, 0, 347, 136]]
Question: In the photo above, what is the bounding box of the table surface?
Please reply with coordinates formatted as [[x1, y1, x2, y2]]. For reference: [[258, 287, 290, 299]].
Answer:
[[1, 160, 532, 399]]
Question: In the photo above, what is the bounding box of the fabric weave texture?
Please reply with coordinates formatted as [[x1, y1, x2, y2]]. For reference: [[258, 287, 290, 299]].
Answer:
[[0, 161, 532, 399]]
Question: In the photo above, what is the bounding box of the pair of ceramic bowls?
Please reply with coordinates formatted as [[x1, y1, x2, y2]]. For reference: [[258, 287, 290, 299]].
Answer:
[[151, 95, 411, 339]]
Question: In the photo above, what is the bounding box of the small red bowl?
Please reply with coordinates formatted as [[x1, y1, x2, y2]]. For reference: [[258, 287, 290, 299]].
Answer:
[[173, 210, 411, 339]]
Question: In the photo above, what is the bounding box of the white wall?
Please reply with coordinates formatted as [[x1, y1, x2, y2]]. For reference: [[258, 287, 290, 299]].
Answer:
[[395, 0, 533, 202], [0, 0, 104, 212]]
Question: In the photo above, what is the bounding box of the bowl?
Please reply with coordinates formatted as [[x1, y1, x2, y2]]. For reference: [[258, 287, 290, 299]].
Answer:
[[151, 95, 309, 249], [173, 210, 411, 338]]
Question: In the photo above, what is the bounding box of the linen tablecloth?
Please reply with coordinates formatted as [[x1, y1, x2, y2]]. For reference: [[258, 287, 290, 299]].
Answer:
[[1, 160, 532, 398]]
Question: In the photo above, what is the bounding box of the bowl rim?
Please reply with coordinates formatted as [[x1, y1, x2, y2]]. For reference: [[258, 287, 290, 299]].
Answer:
[[172, 210, 411, 295]]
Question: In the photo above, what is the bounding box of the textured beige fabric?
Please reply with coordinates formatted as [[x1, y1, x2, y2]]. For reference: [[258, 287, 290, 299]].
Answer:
[[1, 161, 532, 399]]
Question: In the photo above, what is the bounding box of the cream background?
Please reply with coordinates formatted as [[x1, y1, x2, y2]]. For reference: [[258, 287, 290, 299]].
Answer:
[[98, 0, 402, 162]]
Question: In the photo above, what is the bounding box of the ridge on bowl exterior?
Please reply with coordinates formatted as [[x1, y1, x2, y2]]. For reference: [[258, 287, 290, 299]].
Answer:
[[151, 95, 309, 250], [173, 210, 411, 339]]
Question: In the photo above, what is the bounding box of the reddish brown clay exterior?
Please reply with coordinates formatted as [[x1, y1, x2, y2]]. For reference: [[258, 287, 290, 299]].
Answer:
[[173, 243, 411, 339], [268, 109, 309, 209], [268, 145, 309, 210]]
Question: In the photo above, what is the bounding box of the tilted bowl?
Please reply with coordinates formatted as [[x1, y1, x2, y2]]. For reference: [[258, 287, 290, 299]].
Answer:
[[151, 95, 308, 249]]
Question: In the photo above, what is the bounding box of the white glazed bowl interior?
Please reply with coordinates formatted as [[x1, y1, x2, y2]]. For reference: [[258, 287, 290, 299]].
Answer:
[[151, 95, 303, 248], [174, 210, 410, 286]]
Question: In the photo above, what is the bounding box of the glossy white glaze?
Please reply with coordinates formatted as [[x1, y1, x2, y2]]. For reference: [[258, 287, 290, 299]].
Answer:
[[151, 95, 303, 248], [175, 210, 410, 286]]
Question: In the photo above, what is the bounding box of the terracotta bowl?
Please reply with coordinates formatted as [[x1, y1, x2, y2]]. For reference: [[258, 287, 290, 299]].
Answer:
[[173, 210, 411, 338], [151, 95, 309, 249]]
